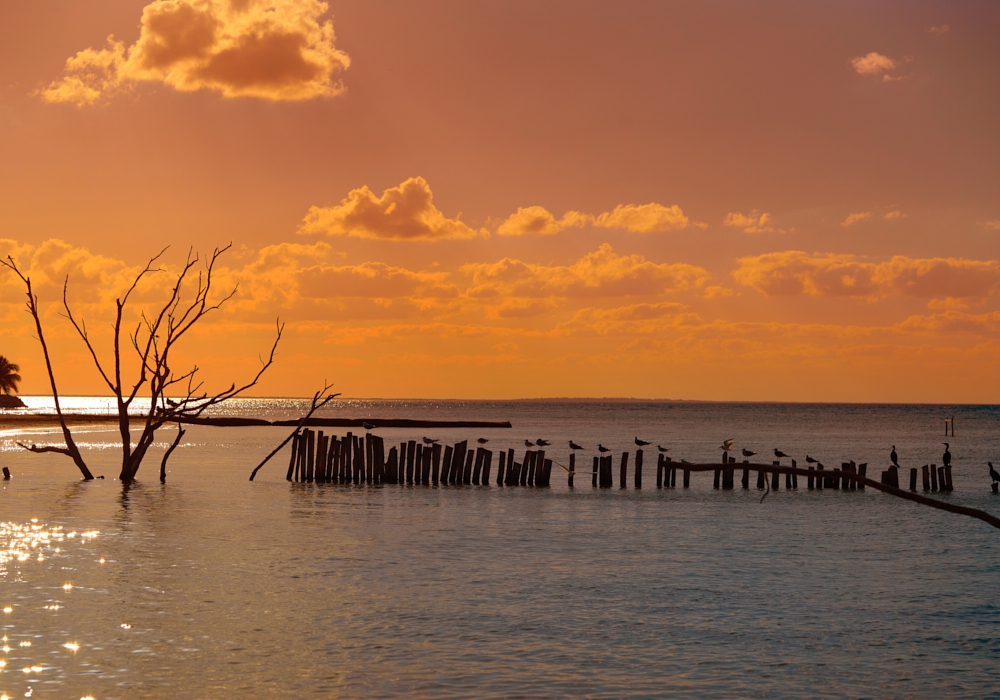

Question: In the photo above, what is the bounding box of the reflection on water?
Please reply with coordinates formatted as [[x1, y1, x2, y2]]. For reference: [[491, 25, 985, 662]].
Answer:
[[0, 401, 998, 698]]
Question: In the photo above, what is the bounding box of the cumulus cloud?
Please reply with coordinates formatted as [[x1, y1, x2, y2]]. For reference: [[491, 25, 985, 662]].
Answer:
[[299, 177, 488, 241], [496, 202, 698, 236], [723, 210, 783, 234], [732, 251, 1000, 300], [40, 0, 350, 105], [841, 212, 871, 227], [463, 244, 710, 299], [851, 52, 897, 75]]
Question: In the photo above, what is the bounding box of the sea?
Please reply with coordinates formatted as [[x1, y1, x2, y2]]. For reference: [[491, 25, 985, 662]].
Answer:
[[1, 397, 998, 699]]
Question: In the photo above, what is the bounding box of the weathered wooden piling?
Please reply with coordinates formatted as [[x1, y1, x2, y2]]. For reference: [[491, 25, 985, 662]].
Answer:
[[714, 454, 722, 489], [506, 448, 515, 485], [353, 435, 364, 483], [405, 440, 416, 484], [1, 467, 9, 480], [286, 431, 299, 481], [620, 452, 629, 488], [510, 459, 522, 485], [634, 449, 643, 488], [938, 466, 948, 493], [756, 464, 765, 489], [386, 446, 398, 485], [365, 433, 374, 483], [482, 449, 493, 484], [816, 464, 824, 490], [670, 461, 677, 488], [771, 461, 780, 490], [599, 455, 613, 487], [656, 453, 663, 488], [682, 466, 690, 488], [452, 441, 467, 485], [520, 450, 531, 486], [307, 430, 316, 482], [858, 463, 867, 489], [541, 459, 553, 486], [791, 459, 798, 488], [431, 443, 441, 485], [807, 466, 814, 489], [496, 450, 506, 485], [422, 444, 432, 484], [441, 444, 453, 484], [375, 437, 386, 484], [569, 453, 575, 488], [930, 462, 938, 491], [525, 450, 536, 486], [472, 447, 485, 485], [463, 448, 475, 485], [909, 467, 918, 491], [944, 465, 953, 492], [592, 456, 599, 487], [922, 464, 930, 491], [536, 450, 547, 486]]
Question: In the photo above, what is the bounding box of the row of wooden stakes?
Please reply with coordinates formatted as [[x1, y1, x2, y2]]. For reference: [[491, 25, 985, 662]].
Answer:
[[284, 430, 955, 495]]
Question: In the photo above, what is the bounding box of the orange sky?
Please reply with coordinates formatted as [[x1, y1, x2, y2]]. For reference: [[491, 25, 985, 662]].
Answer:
[[1, 1, 998, 401]]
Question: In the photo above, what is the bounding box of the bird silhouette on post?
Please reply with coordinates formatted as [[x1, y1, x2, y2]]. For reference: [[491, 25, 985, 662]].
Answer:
[[422, 437, 439, 444], [890, 446, 899, 467], [363, 422, 376, 432], [805, 455, 818, 465], [597, 444, 610, 453], [524, 439, 535, 447], [536, 439, 550, 446], [989, 462, 1000, 484], [635, 437, 650, 446], [657, 445, 669, 453], [942, 443, 951, 468], [477, 438, 489, 444], [741, 448, 756, 463], [774, 449, 788, 460], [568, 441, 584, 450]]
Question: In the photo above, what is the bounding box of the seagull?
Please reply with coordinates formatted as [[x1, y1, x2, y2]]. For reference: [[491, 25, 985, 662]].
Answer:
[[635, 437, 650, 446], [805, 455, 818, 464], [989, 462, 1000, 483], [890, 446, 898, 467], [774, 449, 788, 460], [536, 439, 550, 446], [597, 444, 610, 453], [742, 448, 756, 459], [942, 443, 951, 468], [657, 445, 669, 452], [568, 441, 584, 450], [524, 439, 535, 447], [720, 439, 736, 452], [422, 437, 439, 444], [362, 422, 376, 431], [477, 438, 489, 444]]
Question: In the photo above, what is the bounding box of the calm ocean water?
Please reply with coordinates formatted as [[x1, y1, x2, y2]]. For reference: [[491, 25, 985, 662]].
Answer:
[[1, 398, 999, 699]]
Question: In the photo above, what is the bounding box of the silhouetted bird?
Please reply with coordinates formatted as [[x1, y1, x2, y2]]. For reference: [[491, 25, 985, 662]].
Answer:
[[742, 448, 756, 460], [805, 455, 818, 464], [890, 446, 898, 467], [568, 441, 584, 450], [363, 422, 376, 431], [524, 439, 535, 447], [635, 437, 650, 446], [477, 438, 489, 444], [774, 449, 788, 460], [942, 443, 951, 467], [598, 444, 610, 453], [989, 462, 1000, 483], [422, 437, 439, 444], [536, 439, 550, 446], [680, 459, 690, 464], [720, 439, 736, 452], [657, 445, 669, 452]]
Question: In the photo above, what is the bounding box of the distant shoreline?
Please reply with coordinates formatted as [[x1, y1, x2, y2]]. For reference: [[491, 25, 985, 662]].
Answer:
[[0, 413, 512, 430]]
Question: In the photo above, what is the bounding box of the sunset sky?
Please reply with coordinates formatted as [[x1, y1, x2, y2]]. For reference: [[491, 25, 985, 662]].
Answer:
[[1, 1, 998, 401]]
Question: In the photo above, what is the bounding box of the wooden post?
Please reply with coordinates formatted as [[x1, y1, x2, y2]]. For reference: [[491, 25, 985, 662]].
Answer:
[[816, 464, 824, 490], [421, 445, 432, 484], [375, 437, 385, 484], [791, 459, 798, 488], [341, 432, 353, 482], [497, 450, 506, 485], [785, 465, 792, 490], [510, 460, 522, 485], [305, 430, 315, 482], [757, 464, 766, 489], [635, 449, 643, 488], [741, 467, 749, 489], [846, 462, 856, 491], [656, 454, 663, 489], [1, 467, 8, 480], [807, 466, 814, 489], [771, 461, 780, 490], [938, 466, 947, 492], [472, 447, 485, 485], [431, 443, 441, 485], [386, 447, 398, 485], [857, 463, 866, 490], [315, 432, 328, 482], [713, 468, 720, 489], [682, 467, 690, 488], [365, 433, 374, 483], [328, 437, 340, 482], [506, 448, 515, 484], [921, 464, 930, 491], [413, 444, 424, 484], [463, 448, 475, 485], [405, 440, 415, 484], [569, 453, 575, 488], [482, 449, 493, 485], [592, 456, 599, 487], [888, 466, 899, 489], [909, 467, 918, 491], [536, 450, 546, 485], [670, 461, 677, 488], [930, 463, 938, 491], [521, 450, 532, 486], [541, 459, 553, 487], [441, 445, 453, 484], [620, 451, 629, 488], [945, 465, 953, 492], [452, 442, 467, 485], [353, 435, 364, 483], [526, 450, 537, 486], [286, 431, 299, 481]]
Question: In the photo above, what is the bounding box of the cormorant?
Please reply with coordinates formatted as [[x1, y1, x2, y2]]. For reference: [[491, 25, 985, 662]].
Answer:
[[890, 446, 898, 467], [942, 443, 951, 467], [989, 462, 1000, 483]]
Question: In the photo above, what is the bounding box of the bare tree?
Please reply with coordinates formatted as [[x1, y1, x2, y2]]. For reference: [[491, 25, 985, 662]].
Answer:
[[1, 245, 282, 484]]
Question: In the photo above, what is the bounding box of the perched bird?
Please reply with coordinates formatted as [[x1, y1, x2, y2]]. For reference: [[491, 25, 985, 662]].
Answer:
[[805, 455, 818, 465], [657, 445, 669, 452], [635, 437, 650, 446], [524, 439, 535, 447], [742, 448, 756, 460], [774, 449, 788, 460], [942, 443, 951, 467], [536, 439, 550, 446], [477, 438, 489, 444], [720, 439, 736, 452], [568, 441, 584, 450], [989, 462, 1000, 483], [680, 459, 690, 464], [890, 446, 898, 467], [422, 437, 439, 444], [362, 422, 376, 431], [598, 444, 610, 453]]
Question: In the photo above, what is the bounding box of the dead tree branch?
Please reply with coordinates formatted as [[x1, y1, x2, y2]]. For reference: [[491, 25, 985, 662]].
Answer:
[[249, 384, 340, 481]]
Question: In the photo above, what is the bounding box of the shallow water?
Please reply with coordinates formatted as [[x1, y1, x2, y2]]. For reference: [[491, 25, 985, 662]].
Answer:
[[2, 400, 999, 698]]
